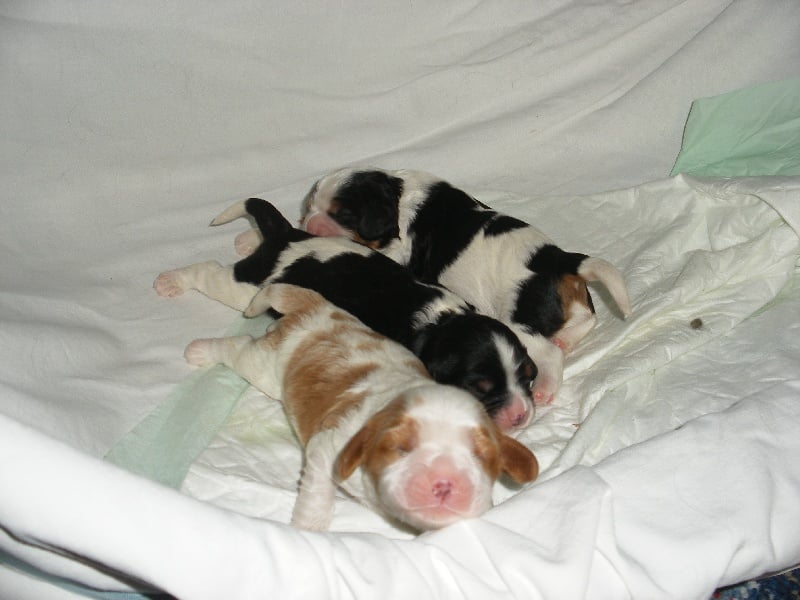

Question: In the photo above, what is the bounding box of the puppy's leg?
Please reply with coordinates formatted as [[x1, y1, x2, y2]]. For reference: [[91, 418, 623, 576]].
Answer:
[[243, 286, 274, 318], [184, 334, 283, 399], [234, 228, 262, 257], [291, 436, 337, 531], [184, 335, 251, 368], [245, 283, 329, 318], [553, 311, 597, 354], [516, 330, 564, 406], [154, 261, 260, 312]]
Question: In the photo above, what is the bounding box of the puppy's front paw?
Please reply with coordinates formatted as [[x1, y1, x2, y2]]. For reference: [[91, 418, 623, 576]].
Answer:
[[234, 229, 261, 257], [184, 339, 215, 367], [290, 510, 333, 532], [154, 271, 187, 298], [531, 377, 556, 407]]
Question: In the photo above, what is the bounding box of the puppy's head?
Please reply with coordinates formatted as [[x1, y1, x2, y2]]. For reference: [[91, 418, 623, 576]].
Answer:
[[413, 314, 537, 433], [335, 384, 538, 532], [300, 168, 403, 249], [522, 245, 631, 353]]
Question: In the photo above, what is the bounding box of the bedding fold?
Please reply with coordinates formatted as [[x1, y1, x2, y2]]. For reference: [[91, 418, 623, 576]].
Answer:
[[3, 378, 799, 599], [2, 1, 800, 598]]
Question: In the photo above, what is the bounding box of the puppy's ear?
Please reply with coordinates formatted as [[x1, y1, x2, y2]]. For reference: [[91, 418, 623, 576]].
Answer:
[[357, 196, 400, 243], [498, 434, 539, 484], [345, 172, 402, 244], [335, 422, 375, 482]]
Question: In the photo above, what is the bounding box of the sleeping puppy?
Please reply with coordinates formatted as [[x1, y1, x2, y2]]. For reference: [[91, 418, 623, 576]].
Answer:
[[181, 283, 539, 532], [291, 167, 632, 405], [154, 198, 538, 432]]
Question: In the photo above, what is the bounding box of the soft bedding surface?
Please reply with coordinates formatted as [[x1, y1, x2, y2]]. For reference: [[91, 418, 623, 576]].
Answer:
[[2, 2, 800, 599]]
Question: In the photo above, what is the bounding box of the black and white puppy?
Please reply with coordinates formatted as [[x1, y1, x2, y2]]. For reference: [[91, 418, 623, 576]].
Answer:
[[285, 168, 632, 405], [154, 198, 538, 432]]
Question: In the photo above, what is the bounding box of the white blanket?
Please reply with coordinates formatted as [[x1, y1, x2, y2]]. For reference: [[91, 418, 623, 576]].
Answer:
[[1, 2, 799, 598]]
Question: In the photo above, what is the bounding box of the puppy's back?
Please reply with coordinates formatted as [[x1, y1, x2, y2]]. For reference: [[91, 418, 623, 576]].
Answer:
[[263, 284, 429, 446]]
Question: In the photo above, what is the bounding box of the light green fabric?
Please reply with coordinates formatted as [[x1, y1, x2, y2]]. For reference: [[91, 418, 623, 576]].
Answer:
[[671, 78, 800, 177], [105, 314, 271, 488]]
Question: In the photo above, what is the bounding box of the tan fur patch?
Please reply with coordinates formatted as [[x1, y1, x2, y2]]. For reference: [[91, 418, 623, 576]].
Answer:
[[329, 310, 356, 322], [261, 286, 330, 350], [283, 326, 380, 445], [405, 359, 429, 378], [470, 424, 503, 480], [360, 399, 419, 483], [499, 434, 539, 483], [270, 285, 328, 316], [352, 234, 382, 250], [557, 274, 591, 318], [471, 421, 538, 483]]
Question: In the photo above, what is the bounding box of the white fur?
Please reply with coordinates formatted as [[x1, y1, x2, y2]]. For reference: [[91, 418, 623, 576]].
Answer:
[[180, 284, 526, 531], [299, 167, 633, 405], [157, 200, 535, 430], [153, 261, 259, 312]]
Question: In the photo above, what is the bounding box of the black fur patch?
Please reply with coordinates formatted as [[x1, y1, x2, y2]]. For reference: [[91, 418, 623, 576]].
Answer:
[[233, 199, 312, 285], [512, 244, 592, 337], [526, 243, 587, 275], [331, 170, 403, 247], [512, 273, 567, 337], [230, 198, 535, 417], [275, 253, 442, 348], [484, 214, 528, 236], [407, 181, 496, 283], [275, 253, 532, 414], [412, 313, 537, 417]]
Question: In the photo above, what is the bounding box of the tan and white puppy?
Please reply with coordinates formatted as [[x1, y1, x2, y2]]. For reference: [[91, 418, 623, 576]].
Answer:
[[182, 284, 539, 532]]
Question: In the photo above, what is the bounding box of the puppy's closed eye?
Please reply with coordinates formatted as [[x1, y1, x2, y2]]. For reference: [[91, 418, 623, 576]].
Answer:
[[474, 378, 495, 394]]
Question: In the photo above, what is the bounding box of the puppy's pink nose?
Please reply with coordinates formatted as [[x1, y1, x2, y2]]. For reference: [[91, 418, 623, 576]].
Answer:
[[510, 408, 529, 428], [432, 479, 453, 500]]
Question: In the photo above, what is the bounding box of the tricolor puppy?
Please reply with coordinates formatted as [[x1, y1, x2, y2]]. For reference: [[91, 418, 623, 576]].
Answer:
[[182, 284, 539, 532], [290, 167, 632, 405], [154, 198, 538, 432]]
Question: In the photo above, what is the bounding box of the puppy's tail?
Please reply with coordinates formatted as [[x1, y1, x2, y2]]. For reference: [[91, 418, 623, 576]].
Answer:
[[578, 257, 632, 318], [212, 198, 297, 240], [210, 200, 249, 226]]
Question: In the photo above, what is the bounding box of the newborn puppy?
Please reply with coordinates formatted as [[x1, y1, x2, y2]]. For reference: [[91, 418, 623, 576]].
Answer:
[[155, 199, 538, 432], [183, 284, 539, 532], [291, 168, 632, 405]]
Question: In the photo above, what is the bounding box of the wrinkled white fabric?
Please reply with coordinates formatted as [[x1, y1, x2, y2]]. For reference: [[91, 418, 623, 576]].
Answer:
[[1, 1, 800, 598]]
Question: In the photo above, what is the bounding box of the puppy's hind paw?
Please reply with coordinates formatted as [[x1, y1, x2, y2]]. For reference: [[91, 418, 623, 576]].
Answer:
[[184, 339, 215, 367], [234, 229, 262, 257], [154, 271, 187, 298], [243, 288, 272, 317]]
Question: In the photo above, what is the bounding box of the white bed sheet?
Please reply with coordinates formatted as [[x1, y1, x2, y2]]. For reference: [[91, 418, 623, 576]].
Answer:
[[2, 1, 800, 598]]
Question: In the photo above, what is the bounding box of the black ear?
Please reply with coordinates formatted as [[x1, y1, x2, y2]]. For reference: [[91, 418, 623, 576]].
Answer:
[[411, 323, 462, 388], [337, 171, 402, 245], [358, 196, 400, 242]]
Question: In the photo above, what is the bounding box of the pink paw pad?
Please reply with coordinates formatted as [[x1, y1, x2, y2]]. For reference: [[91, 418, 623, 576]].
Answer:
[[533, 391, 554, 406], [184, 339, 214, 366], [234, 229, 260, 257], [153, 272, 186, 298]]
